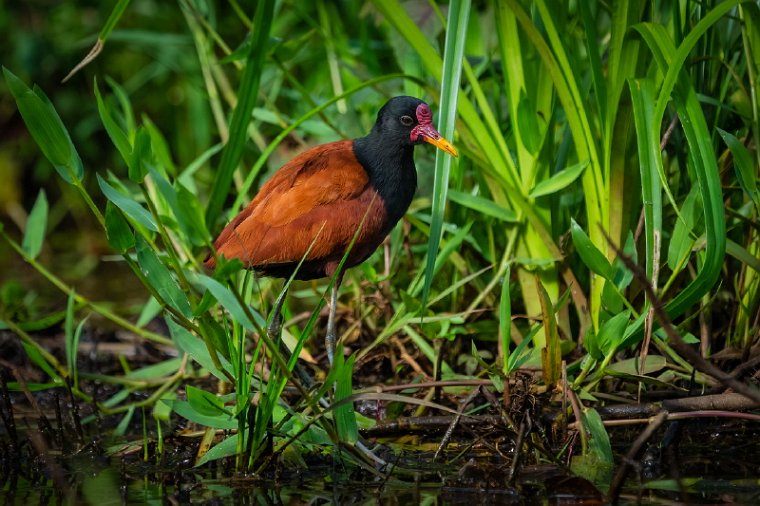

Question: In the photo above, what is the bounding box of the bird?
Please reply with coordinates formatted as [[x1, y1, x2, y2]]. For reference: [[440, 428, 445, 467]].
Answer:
[[205, 96, 457, 364]]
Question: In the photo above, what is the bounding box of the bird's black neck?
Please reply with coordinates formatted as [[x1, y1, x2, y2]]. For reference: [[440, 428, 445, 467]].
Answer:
[[353, 135, 418, 225]]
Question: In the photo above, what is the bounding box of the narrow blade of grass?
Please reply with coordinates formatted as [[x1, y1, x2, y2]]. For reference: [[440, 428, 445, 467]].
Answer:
[[205, 0, 276, 227], [422, 0, 470, 307]]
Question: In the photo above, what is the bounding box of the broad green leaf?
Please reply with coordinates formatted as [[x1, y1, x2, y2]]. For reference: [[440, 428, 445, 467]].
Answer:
[[193, 274, 265, 332], [571, 408, 613, 491], [167, 317, 231, 381], [529, 160, 589, 198], [601, 279, 625, 314], [95, 82, 151, 182], [168, 400, 237, 430], [104, 76, 135, 135], [128, 127, 151, 182], [153, 392, 174, 421], [143, 117, 177, 176], [507, 327, 535, 372], [667, 187, 702, 271], [5, 382, 61, 392], [136, 296, 162, 327], [94, 81, 132, 167], [606, 355, 667, 376], [113, 406, 135, 437], [21, 342, 61, 382], [135, 236, 192, 318], [3, 68, 83, 183], [516, 90, 543, 154], [570, 219, 614, 281], [196, 433, 240, 466], [612, 231, 636, 290], [334, 354, 358, 443], [448, 190, 517, 222], [717, 127, 760, 212], [596, 310, 631, 356], [727, 239, 760, 274], [583, 407, 613, 463], [99, 388, 130, 409], [104, 201, 135, 253], [97, 174, 157, 232], [583, 325, 602, 361], [186, 385, 231, 417], [176, 182, 209, 245], [151, 166, 208, 246], [122, 358, 182, 381], [22, 189, 48, 260]]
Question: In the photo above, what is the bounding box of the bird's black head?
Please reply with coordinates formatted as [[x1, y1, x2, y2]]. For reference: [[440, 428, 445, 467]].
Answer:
[[370, 96, 458, 157]]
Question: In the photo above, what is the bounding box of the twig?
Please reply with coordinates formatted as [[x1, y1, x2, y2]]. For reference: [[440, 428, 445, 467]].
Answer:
[[362, 414, 504, 437], [433, 386, 480, 461], [606, 411, 669, 503], [391, 336, 426, 376], [603, 230, 760, 403], [507, 412, 531, 485], [360, 378, 495, 394]]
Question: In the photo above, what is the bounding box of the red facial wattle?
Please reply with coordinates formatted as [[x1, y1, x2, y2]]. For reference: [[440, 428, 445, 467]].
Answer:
[[410, 103, 458, 157]]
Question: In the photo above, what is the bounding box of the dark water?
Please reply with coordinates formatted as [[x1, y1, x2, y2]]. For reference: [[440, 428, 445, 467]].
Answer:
[[2, 418, 759, 504]]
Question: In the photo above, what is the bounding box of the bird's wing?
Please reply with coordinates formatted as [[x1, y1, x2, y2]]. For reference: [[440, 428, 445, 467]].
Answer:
[[212, 140, 385, 267]]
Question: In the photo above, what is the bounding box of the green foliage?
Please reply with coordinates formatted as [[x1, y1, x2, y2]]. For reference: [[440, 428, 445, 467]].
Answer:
[[22, 190, 48, 260], [3, 0, 760, 475], [571, 407, 614, 492], [205, 0, 276, 227], [3, 68, 83, 183]]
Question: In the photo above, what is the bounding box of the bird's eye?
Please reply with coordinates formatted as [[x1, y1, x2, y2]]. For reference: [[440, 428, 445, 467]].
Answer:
[[400, 115, 414, 126]]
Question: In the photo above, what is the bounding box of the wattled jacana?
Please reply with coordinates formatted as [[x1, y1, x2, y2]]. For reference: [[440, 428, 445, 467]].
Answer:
[[205, 96, 457, 364]]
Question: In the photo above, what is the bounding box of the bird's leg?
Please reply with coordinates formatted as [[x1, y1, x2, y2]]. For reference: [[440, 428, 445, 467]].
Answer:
[[325, 275, 343, 366]]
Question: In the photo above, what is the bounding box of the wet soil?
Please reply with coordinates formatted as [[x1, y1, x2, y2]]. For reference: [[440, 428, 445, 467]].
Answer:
[[1, 325, 759, 504]]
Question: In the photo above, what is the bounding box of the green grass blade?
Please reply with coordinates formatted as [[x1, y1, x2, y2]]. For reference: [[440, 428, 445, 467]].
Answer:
[[537, 277, 560, 386], [578, 0, 607, 125], [651, 0, 743, 130], [334, 354, 358, 443], [718, 128, 760, 213], [97, 174, 157, 232], [529, 160, 589, 198], [421, 0, 470, 307], [194, 274, 263, 333], [570, 219, 614, 281], [22, 190, 48, 260], [94, 81, 132, 168], [104, 202, 136, 253], [135, 236, 193, 320], [3, 67, 83, 183], [499, 265, 512, 375], [623, 22, 728, 342], [64, 290, 76, 376], [448, 190, 517, 222], [629, 78, 662, 282], [205, 0, 276, 228]]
